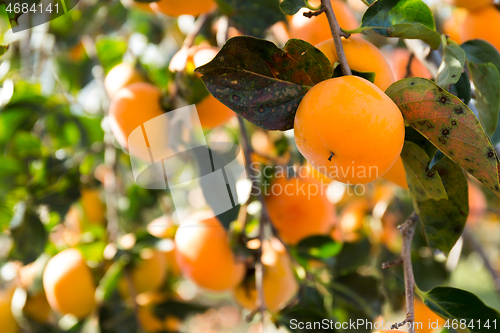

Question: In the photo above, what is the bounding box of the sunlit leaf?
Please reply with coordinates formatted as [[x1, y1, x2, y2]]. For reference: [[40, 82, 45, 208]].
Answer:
[[436, 42, 466, 89], [350, 0, 441, 49]]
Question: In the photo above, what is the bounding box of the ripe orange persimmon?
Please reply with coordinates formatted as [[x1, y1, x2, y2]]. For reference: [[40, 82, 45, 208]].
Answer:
[[43, 249, 96, 319], [23, 292, 51, 324], [265, 176, 336, 245], [317, 36, 395, 91], [104, 63, 144, 98], [195, 92, 236, 128], [128, 249, 167, 294], [334, 198, 369, 242], [150, 0, 215, 17], [467, 181, 487, 225], [444, 0, 494, 11], [0, 283, 19, 333], [233, 239, 298, 312], [120, 0, 155, 12], [414, 299, 445, 333], [382, 157, 408, 189], [389, 49, 432, 81], [289, 0, 359, 45], [108, 82, 164, 154], [294, 76, 405, 184], [443, 9, 467, 43], [174, 211, 245, 291], [460, 6, 500, 51], [80, 188, 105, 224]]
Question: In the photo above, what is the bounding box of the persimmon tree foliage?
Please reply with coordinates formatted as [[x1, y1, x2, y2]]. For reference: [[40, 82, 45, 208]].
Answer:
[[1, 0, 500, 333]]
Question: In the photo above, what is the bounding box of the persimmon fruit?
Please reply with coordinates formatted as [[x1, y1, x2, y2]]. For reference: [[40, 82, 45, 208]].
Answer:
[[460, 6, 500, 51], [289, 0, 358, 45], [104, 62, 144, 98], [444, 0, 494, 11], [233, 239, 298, 312], [174, 211, 245, 291], [150, 0, 215, 17], [317, 36, 395, 91], [43, 249, 96, 319], [294, 76, 405, 184], [382, 157, 408, 189], [108, 82, 164, 155], [265, 176, 336, 245]]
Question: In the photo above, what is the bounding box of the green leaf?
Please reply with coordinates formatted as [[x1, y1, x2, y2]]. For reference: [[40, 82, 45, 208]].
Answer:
[[400, 141, 448, 202], [9, 203, 48, 265], [449, 71, 471, 106], [437, 42, 466, 89], [280, 0, 305, 15], [419, 286, 500, 333], [0, 45, 8, 57], [216, 0, 286, 38], [461, 39, 500, 73], [95, 259, 125, 303], [295, 235, 343, 261], [352, 0, 441, 49], [12, 132, 42, 158], [386, 78, 500, 198], [428, 149, 445, 171], [468, 63, 500, 137], [95, 37, 128, 74], [197, 36, 333, 130], [414, 156, 468, 254]]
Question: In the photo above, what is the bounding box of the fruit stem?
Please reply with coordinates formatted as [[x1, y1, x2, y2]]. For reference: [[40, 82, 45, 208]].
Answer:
[[393, 212, 418, 333], [320, 0, 352, 76]]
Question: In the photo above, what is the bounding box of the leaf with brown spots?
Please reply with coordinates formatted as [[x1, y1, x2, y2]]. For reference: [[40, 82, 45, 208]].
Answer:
[[196, 36, 333, 131], [415, 156, 468, 254], [400, 141, 448, 202], [386, 78, 500, 197]]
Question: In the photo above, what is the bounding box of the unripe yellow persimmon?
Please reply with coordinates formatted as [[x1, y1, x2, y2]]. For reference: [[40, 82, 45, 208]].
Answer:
[[460, 6, 500, 51], [233, 239, 298, 312], [43, 249, 96, 319], [108, 82, 164, 156], [0, 282, 19, 333], [174, 211, 245, 291], [316, 36, 395, 91], [265, 176, 336, 245], [289, 0, 359, 45], [294, 76, 404, 184], [104, 63, 144, 98], [382, 157, 408, 189], [150, 0, 215, 17]]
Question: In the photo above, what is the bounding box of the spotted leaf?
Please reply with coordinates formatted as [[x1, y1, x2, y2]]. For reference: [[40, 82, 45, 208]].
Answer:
[[415, 156, 468, 254], [386, 78, 500, 197], [400, 141, 447, 202], [196, 36, 333, 131]]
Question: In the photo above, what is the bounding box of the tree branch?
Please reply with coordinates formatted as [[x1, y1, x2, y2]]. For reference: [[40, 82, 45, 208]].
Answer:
[[320, 0, 352, 76], [392, 212, 418, 332]]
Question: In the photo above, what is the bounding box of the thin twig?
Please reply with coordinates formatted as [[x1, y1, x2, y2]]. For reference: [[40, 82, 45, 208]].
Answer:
[[405, 53, 415, 78], [303, 8, 325, 18], [462, 228, 500, 296], [237, 117, 266, 330], [320, 0, 352, 76], [382, 258, 403, 269], [394, 212, 418, 333]]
